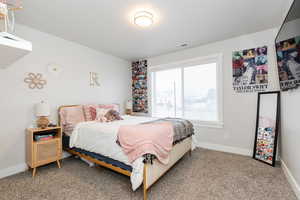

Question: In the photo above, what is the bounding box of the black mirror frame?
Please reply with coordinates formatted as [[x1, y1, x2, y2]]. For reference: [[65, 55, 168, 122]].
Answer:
[[252, 91, 280, 167]]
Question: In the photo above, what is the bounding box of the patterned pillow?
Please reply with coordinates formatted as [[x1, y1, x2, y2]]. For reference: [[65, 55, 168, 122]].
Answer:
[[83, 104, 120, 121], [83, 104, 98, 121], [95, 108, 110, 122], [89, 106, 98, 121]]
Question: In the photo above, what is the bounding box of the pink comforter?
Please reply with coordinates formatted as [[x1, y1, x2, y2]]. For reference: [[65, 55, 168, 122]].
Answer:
[[117, 122, 174, 164]]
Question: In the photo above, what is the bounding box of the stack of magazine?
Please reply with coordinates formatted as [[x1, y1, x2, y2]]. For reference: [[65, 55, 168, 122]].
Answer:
[[35, 134, 54, 141]]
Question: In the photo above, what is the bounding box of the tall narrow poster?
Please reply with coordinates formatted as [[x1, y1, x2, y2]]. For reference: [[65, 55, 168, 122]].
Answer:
[[132, 60, 148, 113], [276, 36, 300, 90], [232, 46, 268, 93]]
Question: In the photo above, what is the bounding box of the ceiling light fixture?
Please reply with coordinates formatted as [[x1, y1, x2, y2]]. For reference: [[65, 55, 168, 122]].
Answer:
[[134, 11, 153, 27]]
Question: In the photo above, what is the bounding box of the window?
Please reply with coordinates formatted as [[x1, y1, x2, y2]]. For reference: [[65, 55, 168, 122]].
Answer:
[[152, 68, 182, 118], [150, 54, 223, 127]]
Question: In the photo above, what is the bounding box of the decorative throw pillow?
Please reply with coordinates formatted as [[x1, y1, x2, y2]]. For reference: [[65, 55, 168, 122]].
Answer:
[[83, 104, 98, 121], [83, 104, 120, 121], [60, 106, 85, 135], [63, 123, 75, 136], [89, 106, 98, 120], [95, 108, 110, 122]]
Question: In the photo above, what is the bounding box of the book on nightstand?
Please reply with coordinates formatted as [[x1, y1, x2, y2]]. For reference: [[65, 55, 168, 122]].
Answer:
[[34, 134, 54, 141]]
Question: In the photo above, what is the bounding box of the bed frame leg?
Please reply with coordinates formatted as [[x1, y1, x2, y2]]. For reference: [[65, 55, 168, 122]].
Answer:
[[143, 164, 147, 200], [143, 187, 147, 200]]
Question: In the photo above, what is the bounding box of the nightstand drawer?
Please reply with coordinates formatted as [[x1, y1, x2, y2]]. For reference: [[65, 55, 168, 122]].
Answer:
[[36, 140, 57, 160], [33, 139, 61, 167]]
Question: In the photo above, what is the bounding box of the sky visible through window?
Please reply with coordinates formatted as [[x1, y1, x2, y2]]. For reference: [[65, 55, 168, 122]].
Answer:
[[152, 63, 217, 121]]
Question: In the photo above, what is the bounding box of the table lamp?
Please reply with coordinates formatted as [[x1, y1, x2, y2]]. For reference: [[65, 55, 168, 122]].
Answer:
[[35, 101, 50, 129], [125, 100, 132, 115]]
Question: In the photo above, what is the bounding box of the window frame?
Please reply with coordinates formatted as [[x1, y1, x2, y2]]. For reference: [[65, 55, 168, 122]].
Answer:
[[149, 54, 224, 128]]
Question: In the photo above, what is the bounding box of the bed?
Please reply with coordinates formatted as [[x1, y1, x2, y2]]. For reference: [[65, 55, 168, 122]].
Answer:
[[58, 105, 193, 200]]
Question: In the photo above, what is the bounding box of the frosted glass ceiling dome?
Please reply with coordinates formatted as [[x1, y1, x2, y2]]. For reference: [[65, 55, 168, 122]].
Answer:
[[134, 11, 153, 27]]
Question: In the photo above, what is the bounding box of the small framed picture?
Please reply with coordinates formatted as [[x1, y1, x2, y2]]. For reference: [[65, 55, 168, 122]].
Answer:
[[253, 91, 280, 166]]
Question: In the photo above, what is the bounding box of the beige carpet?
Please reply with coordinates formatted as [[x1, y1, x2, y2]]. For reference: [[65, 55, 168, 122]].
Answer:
[[0, 149, 297, 200]]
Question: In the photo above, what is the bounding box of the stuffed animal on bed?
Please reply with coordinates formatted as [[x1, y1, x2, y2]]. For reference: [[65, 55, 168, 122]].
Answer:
[[104, 109, 123, 122], [95, 108, 123, 122]]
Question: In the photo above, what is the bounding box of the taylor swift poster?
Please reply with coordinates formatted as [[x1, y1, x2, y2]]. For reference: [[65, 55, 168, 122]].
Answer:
[[276, 35, 300, 90], [232, 46, 268, 93]]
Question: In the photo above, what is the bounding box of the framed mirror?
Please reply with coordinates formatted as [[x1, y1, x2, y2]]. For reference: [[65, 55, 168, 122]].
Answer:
[[275, 0, 300, 91], [253, 91, 280, 166]]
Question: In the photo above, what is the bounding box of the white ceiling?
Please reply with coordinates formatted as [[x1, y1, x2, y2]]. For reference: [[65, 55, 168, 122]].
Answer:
[[16, 0, 288, 61]]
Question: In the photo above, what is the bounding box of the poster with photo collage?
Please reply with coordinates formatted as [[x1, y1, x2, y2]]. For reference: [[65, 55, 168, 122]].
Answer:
[[232, 46, 268, 93], [276, 35, 300, 90], [132, 60, 148, 113]]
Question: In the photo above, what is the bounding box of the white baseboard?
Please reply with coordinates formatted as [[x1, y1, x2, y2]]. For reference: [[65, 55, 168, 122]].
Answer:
[[0, 163, 28, 179], [281, 160, 300, 199], [197, 142, 252, 156], [0, 152, 71, 180]]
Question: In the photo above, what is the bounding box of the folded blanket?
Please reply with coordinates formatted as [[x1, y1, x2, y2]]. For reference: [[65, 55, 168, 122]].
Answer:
[[142, 118, 194, 144], [117, 118, 194, 164], [141, 118, 194, 164], [117, 122, 174, 164]]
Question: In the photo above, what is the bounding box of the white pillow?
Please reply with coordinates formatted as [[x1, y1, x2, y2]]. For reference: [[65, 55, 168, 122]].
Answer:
[[95, 108, 110, 122]]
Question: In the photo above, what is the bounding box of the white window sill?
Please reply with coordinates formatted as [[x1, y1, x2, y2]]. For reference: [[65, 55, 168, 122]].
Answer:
[[149, 115, 224, 129], [190, 120, 224, 129]]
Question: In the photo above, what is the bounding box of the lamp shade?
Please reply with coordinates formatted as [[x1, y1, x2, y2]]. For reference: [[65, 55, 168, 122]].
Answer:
[[126, 100, 132, 110], [35, 101, 50, 117]]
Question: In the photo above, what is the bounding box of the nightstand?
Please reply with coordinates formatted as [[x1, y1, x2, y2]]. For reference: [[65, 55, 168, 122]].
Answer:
[[26, 126, 62, 177]]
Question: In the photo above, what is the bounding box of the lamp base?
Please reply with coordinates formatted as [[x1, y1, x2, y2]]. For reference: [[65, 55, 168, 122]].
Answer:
[[37, 116, 49, 129], [125, 109, 132, 115]]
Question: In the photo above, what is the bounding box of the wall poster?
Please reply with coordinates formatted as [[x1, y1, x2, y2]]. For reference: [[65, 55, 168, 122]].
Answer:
[[232, 46, 268, 93], [132, 60, 148, 113], [276, 35, 300, 90]]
